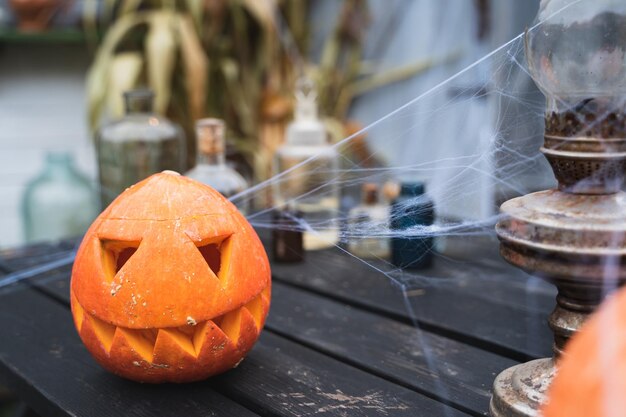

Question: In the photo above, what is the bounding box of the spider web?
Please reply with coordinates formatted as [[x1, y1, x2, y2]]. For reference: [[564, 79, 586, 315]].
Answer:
[[220, 6, 567, 413], [232, 10, 555, 292]]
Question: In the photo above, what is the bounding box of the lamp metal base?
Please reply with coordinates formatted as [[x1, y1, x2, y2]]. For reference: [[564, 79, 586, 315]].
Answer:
[[490, 358, 555, 417]]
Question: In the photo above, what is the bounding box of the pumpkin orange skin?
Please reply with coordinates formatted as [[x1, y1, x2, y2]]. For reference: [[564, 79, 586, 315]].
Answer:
[[542, 287, 626, 417], [70, 171, 271, 383]]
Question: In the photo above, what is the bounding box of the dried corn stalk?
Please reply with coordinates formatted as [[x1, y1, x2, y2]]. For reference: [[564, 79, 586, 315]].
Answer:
[[146, 12, 177, 115], [178, 15, 208, 124], [86, 12, 150, 129], [107, 52, 143, 118], [86, 0, 446, 187]]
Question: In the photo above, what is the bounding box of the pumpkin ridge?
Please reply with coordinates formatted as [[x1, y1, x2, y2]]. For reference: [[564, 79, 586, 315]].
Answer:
[[102, 214, 221, 222]]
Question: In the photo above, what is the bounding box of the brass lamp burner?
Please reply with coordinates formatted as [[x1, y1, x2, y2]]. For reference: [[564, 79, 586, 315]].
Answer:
[[543, 110, 626, 194]]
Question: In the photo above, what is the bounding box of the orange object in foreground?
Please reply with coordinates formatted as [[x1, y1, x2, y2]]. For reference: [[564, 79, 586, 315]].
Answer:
[[70, 171, 271, 383], [542, 286, 626, 417]]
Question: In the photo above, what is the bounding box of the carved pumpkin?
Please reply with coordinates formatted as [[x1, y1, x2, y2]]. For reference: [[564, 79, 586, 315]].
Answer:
[[70, 171, 271, 383], [542, 287, 626, 417]]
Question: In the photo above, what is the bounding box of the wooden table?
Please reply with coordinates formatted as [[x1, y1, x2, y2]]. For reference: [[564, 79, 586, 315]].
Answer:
[[0, 236, 555, 417]]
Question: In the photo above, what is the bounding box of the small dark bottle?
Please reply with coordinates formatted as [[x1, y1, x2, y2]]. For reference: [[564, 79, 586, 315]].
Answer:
[[390, 183, 435, 269], [272, 208, 305, 263]]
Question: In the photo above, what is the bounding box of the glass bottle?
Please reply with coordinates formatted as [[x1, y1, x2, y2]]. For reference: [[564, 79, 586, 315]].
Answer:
[[96, 89, 185, 208], [22, 152, 99, 243], [272, 80, 340, 250], [185, 118, 249, 214], [390, 182, 435, 269], [272, 206, 304, 263], [347, 183, 390, 259]]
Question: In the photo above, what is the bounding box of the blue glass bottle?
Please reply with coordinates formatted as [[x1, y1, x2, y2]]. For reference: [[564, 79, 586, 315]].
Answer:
[[390, 182, 435, 269]]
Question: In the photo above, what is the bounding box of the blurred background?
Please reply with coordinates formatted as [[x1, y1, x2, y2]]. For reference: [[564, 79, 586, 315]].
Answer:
[[0, 0, 542, 249]]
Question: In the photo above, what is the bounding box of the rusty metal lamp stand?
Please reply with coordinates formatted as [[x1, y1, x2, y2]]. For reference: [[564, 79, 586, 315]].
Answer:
[[489, 2, 626, 416]]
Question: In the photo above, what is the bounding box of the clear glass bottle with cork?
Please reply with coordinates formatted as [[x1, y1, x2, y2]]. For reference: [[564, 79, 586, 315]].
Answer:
[[272, 79, 340, 250], [185, 118, 249, 214], [346, 183, 391, 259], [96, 89, 186, 208]]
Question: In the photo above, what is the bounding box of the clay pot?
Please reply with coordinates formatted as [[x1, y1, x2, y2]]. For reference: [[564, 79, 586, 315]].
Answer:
[[9, 0, 61, 32]]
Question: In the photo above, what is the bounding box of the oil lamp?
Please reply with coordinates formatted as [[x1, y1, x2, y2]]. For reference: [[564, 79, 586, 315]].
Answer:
[[490, 1, 626, 416]]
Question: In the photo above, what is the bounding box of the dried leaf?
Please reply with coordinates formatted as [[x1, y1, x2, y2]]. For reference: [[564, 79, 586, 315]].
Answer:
[[257, 120, 287, 183], [81, 0, 99, 47], [86, 59, 109, 131], [184, 0, 203, 31], [145, 11, 178, 115], [178, 15, 208, 122], [241, 0, 278, 72], [119, 0, 144, 15], [102, 0, 118, 25], [107, 52, 144, 118], [221, 58, 254, 137], [240, 0, 276, 31], [86, 13, 149, 130]]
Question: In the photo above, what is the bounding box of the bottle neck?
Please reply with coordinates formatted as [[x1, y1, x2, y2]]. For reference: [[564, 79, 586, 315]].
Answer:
[[43, 153, 75, 179], [125, 104, 154, 115], [124, 91, 154, 114], [196, 151, 225, 167], [195, 119, 226, 166]]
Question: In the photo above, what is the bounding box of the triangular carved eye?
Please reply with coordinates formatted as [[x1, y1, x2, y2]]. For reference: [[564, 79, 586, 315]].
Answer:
[[198, 243, 221, 276], [195, 235, 232, 281], [116, 247, 137, 272], [101, 240, 140, 281]]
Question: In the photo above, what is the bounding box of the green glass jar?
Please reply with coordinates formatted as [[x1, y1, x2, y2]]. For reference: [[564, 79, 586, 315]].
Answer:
[[22, 152, 99, 243]]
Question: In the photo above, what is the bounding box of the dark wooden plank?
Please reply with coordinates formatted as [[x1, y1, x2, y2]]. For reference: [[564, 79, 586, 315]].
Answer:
[[0, 250, 74, 275], [267, 283, 517, 416], [0, 286, 470, 417], [0, 288, 259, 417], [0, 235, 555, 360], [216, 332, 469, 417], [0, 234, 555, 316], [253, 224, 555, 313], [0, 236, 555, 360], [26, 266, 508, 416], [270, 247, 554, 361], [0, 259, 73, 300], [0, 240, 76, 268], [0, 232, 555, 315]]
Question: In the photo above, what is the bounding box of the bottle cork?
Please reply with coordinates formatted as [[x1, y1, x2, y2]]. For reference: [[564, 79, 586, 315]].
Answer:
[[196, 118, 225, 155]]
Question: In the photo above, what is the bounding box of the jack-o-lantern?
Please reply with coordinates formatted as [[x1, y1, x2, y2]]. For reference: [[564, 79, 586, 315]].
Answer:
[[542, 286, 626, 417], [70, 171, 271, 383]]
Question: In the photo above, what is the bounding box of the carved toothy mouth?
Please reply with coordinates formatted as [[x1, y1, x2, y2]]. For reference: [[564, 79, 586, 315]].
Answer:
[[71, 286, 270, 365]]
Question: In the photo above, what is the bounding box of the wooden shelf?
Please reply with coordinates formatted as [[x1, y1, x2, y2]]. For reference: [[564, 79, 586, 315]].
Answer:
[[0, 28, 88, 45]]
